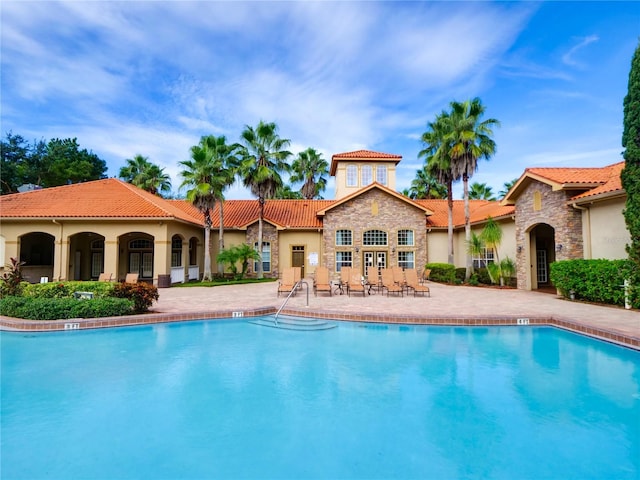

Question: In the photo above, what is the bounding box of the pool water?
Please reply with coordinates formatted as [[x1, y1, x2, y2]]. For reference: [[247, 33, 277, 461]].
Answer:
[[1, 319, 639, 479]]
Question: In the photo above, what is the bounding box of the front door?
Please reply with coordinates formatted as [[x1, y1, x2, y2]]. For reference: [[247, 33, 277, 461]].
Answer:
[[292, 246, 305, 277], [363, 251, 387, 275]]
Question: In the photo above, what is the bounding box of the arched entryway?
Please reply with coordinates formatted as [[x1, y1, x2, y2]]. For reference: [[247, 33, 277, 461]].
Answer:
[[68, 232, 106, 280], [118, 232, 154, 282], [18, 232, 55, 283], [526, 223, 557, 291]]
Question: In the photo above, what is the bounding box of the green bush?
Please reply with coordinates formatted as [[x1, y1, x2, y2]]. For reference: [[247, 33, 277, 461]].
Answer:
[[550, 259, 639, 308], [475, 267, 492, 285], [111, 282, 159, 313], [426, 263, 456, 284], [0, 296, 134, 320], [23, 281, 115, 299]]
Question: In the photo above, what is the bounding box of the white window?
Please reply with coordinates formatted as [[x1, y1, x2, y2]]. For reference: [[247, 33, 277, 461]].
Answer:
[[363, 230, 387, 246], [398, 251, 414, 269], [397, 230, 414, 246], [361, 165, 373, 186], [472, 247, 495, 268], [336, 251, 352, 271], [254, 242, 271, 273], [376, 166, 387, 185], [171, 235, 182, 267], [346, 165, 357, 187], [336, 229, 353, 246]]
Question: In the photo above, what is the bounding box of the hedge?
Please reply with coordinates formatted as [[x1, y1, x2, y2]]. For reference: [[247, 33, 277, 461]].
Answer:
[[425, 263, 456, 284], [0, 296, 135, 320], [550, 259, 639, 309]]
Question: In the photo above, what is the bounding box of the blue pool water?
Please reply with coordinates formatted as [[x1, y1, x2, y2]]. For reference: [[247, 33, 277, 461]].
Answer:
[[1, 319, 639, 480]]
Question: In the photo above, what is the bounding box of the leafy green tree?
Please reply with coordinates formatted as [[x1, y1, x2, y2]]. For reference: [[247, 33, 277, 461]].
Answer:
[[275, 184, 303, 199], [621, 40, 640, 289], [289, 147, 329, 199], [498, 178, 518, 198], [445, 98, 500, 281], [119, 154, 171, 196], [405, 167, 447, 199], [40, 138, 107, 187], [238, 121, 292, 278], [179, 136, 234, 281], [420, 113, 457, 264], [468, 182, 496, 200], [216, 244, 261, 280]]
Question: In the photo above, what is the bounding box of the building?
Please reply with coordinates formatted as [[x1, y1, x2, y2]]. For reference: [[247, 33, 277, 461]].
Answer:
[[0, 150, 629, 290]]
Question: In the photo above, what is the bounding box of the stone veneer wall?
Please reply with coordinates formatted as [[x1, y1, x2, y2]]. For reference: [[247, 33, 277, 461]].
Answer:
[[322, 189, 427, 273], [246, 222, 279, 278], [515, 181, 583, 289]]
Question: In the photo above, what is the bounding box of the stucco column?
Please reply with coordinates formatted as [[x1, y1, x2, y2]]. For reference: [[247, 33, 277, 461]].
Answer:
[[104, 238, 118, 280], [154, 239, 170, 284]]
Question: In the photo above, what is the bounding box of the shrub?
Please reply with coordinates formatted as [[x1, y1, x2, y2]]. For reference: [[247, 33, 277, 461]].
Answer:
[[426, 263, 456, 284], [111, 282, 159, 313], [23, 281, 115, 299], [0, 296, 134, 320], [550, 259, 639, 308], [0, 257, 26, 298], [475, 267, 492, 285]]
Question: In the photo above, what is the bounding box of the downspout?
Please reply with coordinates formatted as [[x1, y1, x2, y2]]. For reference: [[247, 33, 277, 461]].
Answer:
[[571, 203, 591, 259], [52, 219, 64, 280]]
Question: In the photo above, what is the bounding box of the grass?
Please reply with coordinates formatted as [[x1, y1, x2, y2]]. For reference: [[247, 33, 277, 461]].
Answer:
[[174, 277, 277, 288]]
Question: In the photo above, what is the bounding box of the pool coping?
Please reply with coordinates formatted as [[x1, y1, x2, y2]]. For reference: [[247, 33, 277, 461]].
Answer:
[[1, 307, 639, 351]]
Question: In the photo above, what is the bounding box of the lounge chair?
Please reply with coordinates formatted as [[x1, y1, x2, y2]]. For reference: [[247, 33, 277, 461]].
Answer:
[[420, 268, 432, 284], [98, 273, 112, 282], [347, 271, 366, 297], [125, 273, 139, 283], [338, 266, 352, 295], [392, 266, 405, 289], [380, 268, 403, 297], [277, 267, 297, 297], [405, 268, 430, 297], [313, 266, 332, 296], [366, 268, 380, 294], [293, 266, 302, 291]]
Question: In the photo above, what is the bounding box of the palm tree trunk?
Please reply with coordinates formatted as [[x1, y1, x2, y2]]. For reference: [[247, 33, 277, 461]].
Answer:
[[218, 202, 224, 276], [257, 197, 264, 279], [203, 210, 213, 282], [447, 180, 454, 265], [463, 173, 472, 282]]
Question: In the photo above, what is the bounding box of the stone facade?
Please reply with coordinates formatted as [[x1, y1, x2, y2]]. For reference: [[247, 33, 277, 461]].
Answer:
[[246, 221, 279, 278], [515, 181, 583, 289]]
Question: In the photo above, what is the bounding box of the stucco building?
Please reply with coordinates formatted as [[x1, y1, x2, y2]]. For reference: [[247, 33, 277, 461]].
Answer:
[[0, 150, 629, 291]]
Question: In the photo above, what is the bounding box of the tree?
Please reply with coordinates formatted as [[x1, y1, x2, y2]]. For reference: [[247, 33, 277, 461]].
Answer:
[[621, 40, 640, 306], [420, 113, 457, 265], [289, 147, 329, 199], [119, 154, 171, 196], [498, 178, 518, 198], [0, 133, 34, 194], [238, 121, 292, 278], [405, 167, 447, 199], [275, 184, 303, 199], [179, 136, 234, 281], [468, 182, 496, 200], [445, 98, 500, 281]]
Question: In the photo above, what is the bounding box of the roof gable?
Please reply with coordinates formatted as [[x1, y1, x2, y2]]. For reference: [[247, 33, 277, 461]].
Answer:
[[330, 149, 402, 175]]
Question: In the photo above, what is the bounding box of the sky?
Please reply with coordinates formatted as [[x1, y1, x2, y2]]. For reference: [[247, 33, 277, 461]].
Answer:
[[2, 1, 639, 200]]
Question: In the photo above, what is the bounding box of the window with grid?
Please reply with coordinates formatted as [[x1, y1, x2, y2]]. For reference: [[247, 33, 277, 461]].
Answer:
[[363, 229, 387, 246], [253, 242, 271, 272], [336, 251, 353, 271], [171, 235, 182, 267], [346, 165, 357, 187], [398, 251, 414, 269], [335, 229, 352, 246], [376, 166, 387, 185], [397, 229, 414, 246], [472, 247, 495, 268], [361, 165, 373, 186], [189, 238, 197, 265], [129, 239, 153, 249]]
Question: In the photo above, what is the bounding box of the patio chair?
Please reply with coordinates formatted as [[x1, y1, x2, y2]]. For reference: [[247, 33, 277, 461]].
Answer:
[[98, 273, 113, 282], [380, 268, 403, 297], [420, 268, 432, 284], [366, 268, 380, 294], [347, 271, 366, 297], [404, 268, 430, 297], [392, 266, 406, 289], [277, 267, 297, 297], [125, 273, 139, 284], [293, 266, 302, 291], [338, 266, 352, 295], [313, 266, 332, 297]]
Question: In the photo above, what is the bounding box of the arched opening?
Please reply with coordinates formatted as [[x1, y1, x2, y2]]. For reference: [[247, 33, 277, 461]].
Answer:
[[527, 223, 557, 291], [19, 232, 55, 283], [68, 232, 106, 280], [118, 232, 154, 282]]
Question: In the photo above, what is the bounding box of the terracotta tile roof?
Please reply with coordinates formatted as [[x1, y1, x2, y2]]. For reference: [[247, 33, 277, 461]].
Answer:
[[570, 162, 625, 202], [503, 161, 625, 205], [330, 149, 402, 175], [0, 178, 202, 224], [415, 199, 515, 229]]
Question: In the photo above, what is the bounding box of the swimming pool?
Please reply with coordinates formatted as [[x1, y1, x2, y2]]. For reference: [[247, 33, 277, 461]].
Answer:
[[1, 318, 638, 479]]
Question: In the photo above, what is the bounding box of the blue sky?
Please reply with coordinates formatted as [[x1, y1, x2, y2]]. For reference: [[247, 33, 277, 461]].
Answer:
[[2, 1, 639, 200]]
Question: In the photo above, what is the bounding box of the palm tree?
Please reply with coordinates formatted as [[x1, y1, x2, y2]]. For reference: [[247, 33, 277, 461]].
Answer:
[[179, 137, 233, 281], [119, 154, 171, 196], [200, 135, 241, 275], [420, 113, 458, 265], [406, 167, 447, 199], [498, 178, 518, 198], [289, 148, 329, 199], [275, 184, 303, 199], [237, 121, 292, 278], [468, 182, 496, 200], [445, 98, 500, 280]]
